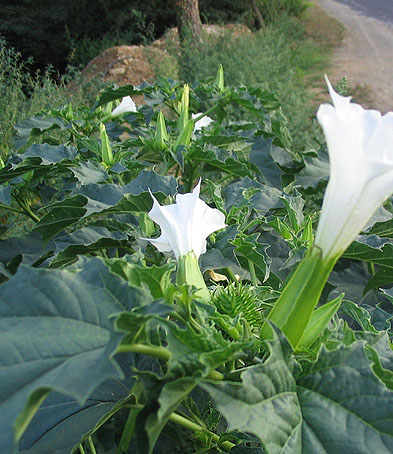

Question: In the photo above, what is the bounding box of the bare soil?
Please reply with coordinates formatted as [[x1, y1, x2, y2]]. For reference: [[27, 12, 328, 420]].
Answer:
[[318, 0, 393, 113]]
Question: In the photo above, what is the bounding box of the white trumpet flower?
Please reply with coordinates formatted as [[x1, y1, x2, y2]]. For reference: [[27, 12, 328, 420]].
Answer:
[[192, 113, 213, 131], [315, 76, 393, 263], [146, 180, 226, 259], [111, 96, 137, 117]]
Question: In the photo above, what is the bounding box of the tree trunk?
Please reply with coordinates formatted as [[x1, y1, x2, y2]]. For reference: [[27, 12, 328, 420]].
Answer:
[[174, 0, 202, 43], [250, 0, 265, 29]]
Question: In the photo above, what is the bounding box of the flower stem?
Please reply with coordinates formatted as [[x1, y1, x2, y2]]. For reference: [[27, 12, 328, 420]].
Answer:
[[118, 406, 141, 454], [87, 436, 97, 454], [116, 343, 170, 361], [14, 196, 40, 222], [225, 267, 238, 283], [248, 259, 258, 286], [0, 202, 27, 217]]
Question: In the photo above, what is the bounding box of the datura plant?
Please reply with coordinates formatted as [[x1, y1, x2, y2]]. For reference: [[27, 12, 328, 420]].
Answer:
[[1, 70, 393, 454], [263, 77, 393, 348]]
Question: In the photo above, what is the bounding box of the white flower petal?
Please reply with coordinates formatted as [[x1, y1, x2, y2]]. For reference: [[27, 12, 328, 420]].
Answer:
[[192, 113, 213, 131], [111, 96, 137, 117], [315, 77, 393, 261], [145, 180, 226, 259]]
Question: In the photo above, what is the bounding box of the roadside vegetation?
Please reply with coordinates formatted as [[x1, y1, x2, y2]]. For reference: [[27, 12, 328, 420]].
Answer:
[[0, 1, 343, 159]]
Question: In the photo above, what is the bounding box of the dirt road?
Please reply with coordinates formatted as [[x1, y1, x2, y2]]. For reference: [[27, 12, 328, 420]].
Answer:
[[318, 0, 393, 113]]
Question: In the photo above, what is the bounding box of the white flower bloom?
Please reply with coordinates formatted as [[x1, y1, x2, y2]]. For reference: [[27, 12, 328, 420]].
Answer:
[[111, 96, 137, 117], [315, 76, 393, 262], [192, 113, 213, 131], [146, 180, 226, 259]]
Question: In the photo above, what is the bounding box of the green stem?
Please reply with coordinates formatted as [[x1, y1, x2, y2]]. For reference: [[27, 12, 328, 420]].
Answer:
[[116, 343, 225, 380], [368, 262, 376, 275], [0, 202, 28, 217], [14, 196, 40, 222], [168, 412, 235, 451], [248, 259, 258, 286], [118, 407, 141, 454], [87, 436, 97, 454], [116, 343, 170, 361], [225, 267, 238, 283], [79, 445, 86, 454]]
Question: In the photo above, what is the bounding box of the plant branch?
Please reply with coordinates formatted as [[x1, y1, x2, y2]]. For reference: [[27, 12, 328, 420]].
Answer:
[[116, 343, 170, 360], [248, 259, 258, 286], [0, 202, 28, 217], [117, 343, 225, 380], [125, 403, 235, 452], [14, 196, 40, 222]]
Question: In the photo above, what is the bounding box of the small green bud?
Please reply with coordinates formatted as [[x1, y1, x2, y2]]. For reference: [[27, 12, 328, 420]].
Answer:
[[215, 64, 225, 93], [177, 84, 190, 133], [99, 123, 113, 166], [153, 110, 168, 151]]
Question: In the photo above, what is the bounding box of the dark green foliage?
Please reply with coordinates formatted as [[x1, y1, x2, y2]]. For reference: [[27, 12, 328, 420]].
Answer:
[[0, 75, 393, 454]]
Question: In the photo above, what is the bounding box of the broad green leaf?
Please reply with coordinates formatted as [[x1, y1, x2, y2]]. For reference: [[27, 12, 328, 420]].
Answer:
[[70, 160, 108, 185], [109, 260, 175, 299], [365, 333, 393, 390], [116, 300, 173, 343], [18, 355, 135, 454], [200, 225, 246, 277], [295, 149, 330, 189], [0, 157, 69, 184], [49, 227, 129, 268], [365, 267, 393, 293], [187, 144, 255, 178], [0, 232, 48, 268], [0, 257, 150, 453], [298, 341, 393, 454], [34, 171, 177, 242], [328, 261, 382, 307], [223, 177, 281, 215], [343, 236, 393, 269], [20, 144, 77, 164], [231, 233, 271, 283], [33, 195, 88, 243], [339, 299, 378, 332], [94, 85, 141, 109], [202, 330, 302, 454], [13, 116, 66, 149], [249, 136, 283, 189]]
